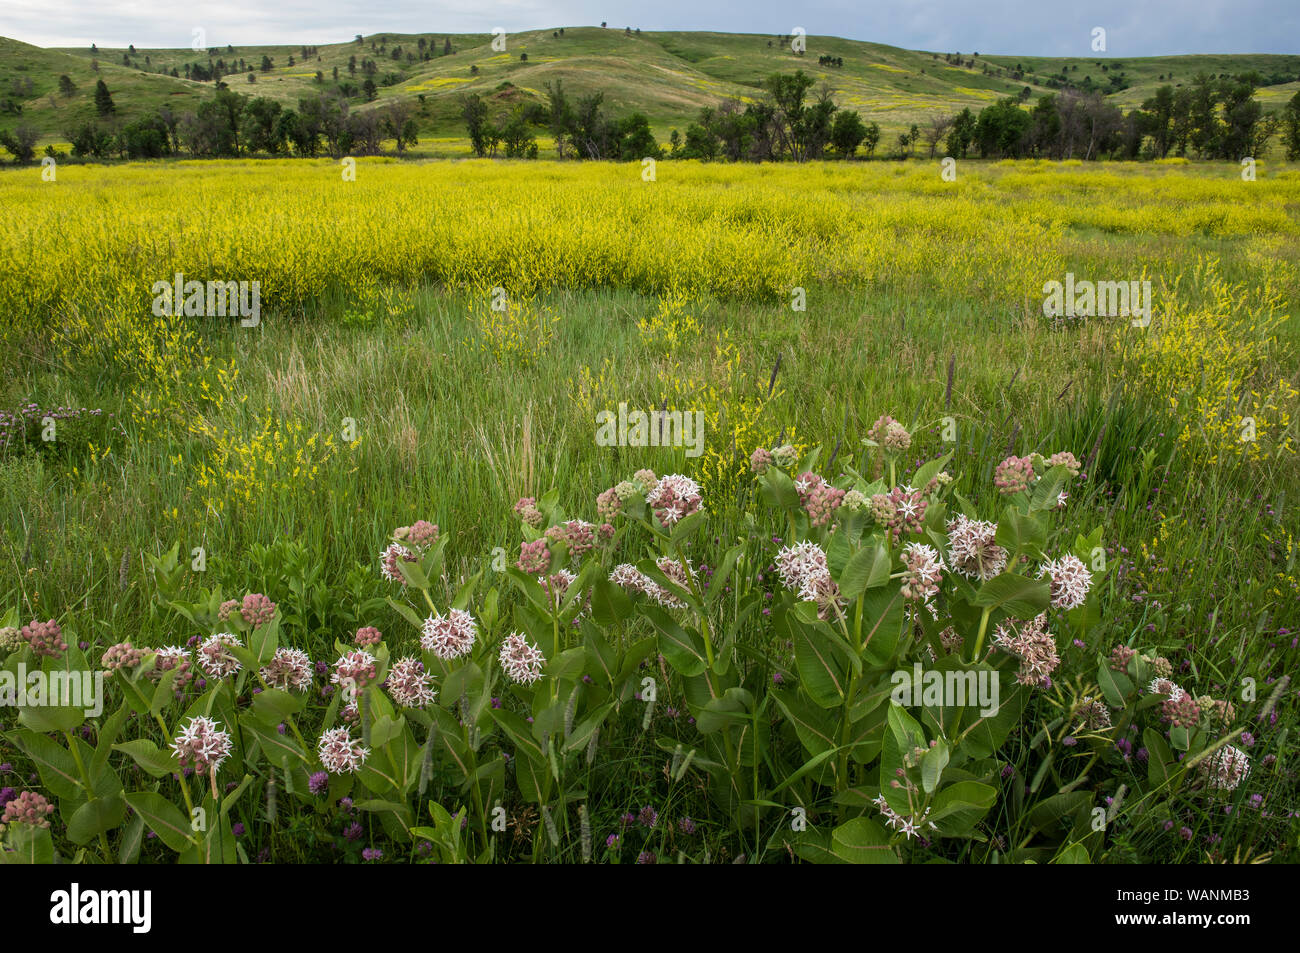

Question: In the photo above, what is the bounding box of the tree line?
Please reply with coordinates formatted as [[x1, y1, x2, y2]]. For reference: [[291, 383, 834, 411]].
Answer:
[[456, 68, 1300, 163]]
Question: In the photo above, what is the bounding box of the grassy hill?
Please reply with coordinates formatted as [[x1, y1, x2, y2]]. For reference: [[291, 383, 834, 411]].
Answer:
[[2, 27, 1298, 154]]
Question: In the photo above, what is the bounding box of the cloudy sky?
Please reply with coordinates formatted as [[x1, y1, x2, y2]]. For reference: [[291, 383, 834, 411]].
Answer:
[[3, 0, 1296, 56]]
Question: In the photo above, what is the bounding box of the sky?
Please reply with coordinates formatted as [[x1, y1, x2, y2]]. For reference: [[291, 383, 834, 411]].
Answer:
[[2, 0, 1297, 56]]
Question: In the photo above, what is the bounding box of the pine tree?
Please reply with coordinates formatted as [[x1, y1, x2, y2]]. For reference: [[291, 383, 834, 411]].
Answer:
[[94, 79, 114, 116]]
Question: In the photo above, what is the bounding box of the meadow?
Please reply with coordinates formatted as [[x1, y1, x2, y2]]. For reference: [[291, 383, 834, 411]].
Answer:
[[0, 156, 1297, 864]]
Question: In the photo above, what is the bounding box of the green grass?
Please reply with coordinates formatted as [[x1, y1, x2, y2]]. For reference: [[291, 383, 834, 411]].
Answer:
[[0, 157, 1296, 863]]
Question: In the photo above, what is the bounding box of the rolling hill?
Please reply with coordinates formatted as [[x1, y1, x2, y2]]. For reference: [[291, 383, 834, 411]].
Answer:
[[2, 27, 1298, 155]]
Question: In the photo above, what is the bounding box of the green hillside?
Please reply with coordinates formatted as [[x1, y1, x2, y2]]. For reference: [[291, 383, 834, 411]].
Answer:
[[2, 27, 1298, 152]]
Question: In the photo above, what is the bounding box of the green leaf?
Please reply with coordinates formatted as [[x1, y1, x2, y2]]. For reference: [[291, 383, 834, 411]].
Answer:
[[124, 791, 195, 852], [929, 780, 998, 835], [1096, 661, 1133, 709], [387, 597, 425, 632], [793, 620, 850, 708], [66, 794, 127, 846], [4, 729, 83, 799], [1144, 727, 1177, 787], [912, 452, 953, 492], [645, 607, 707, 677], [831, 817, 900, 864], [973, 573, 1050, 618], [760, 467, 800, 510], [921, 740, 950, 794], [113, 739, 180, 779], [838, 541, 890, 599], [0, 823, 55, 864]]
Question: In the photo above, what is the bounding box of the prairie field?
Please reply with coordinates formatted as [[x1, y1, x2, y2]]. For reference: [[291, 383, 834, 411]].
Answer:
[[0, 156, 1297, 865]]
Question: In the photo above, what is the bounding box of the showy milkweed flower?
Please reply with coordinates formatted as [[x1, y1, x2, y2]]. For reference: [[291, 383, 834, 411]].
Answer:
[[499, 633, 546, 685], [101, 641, 146, 673], [868, 415, 911, 453], [992, 614, 1058, 687], [149, 646, 195, 689], [646, 473, 702, 528], [1148, 678, 1184, 701], [1038, 554, 1092, 610], [517, 538, 551, 575], [331, 649, 378, 692], [354, 626, 383, 647], [21, 619, 66, 659], [420, 609, 478, 660], [1162, 693, 1201, 729], [774, 541, 829, 591], [799, 571, 846, 621], [198, 632, 243, 679], [1046, 451, 1081, 477], [379, 542, 418, 584], [1076, 696, 1112, 730], [900, 543, 944, 602], [171, 716, 233, 776], [547, 519, 597, 560], [261, 647, 314, 692], [596, 487, 622, 522], [750, 447, 774, 473], [871, 486, 927, 541], [514, 497, 544, 528], [946, 515, 1008, 581], [0, 626, 21, 653], [1199, 745, 1250, 792], [397, 520, 439, 549], [1, 790, 54, 829], [994, 455, 1034, 495], [796, 472, 845, 528], [385, 656, 436, 708], [1109, 644, 1138, 672], [317, 727, 370, 774], [241, 592, 277, 627]]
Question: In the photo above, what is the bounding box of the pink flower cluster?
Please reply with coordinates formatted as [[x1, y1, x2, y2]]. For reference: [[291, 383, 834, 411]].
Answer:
[[868, 415, 912, 453], [994, 455, 1035, 494], [354, 626, 383, 647], [946, 515, 1008, 581], [420, 609, 478, 660], [386, 656, 436, 708], [238, 592, 275, 627], [101, 641, 146, 672], [1038, 555, 1092, 610], [646, 474, 702, 528], [331, 650, 378, 692], [198, 632, 243, 679], [991, 614, 1059, 687], [261, 647, 314, 692], [870, 487, 927, 542], [899, 543, 944, 602], [149, 646, 194, 690], [499, 633, 546, 685], [379, 542, 419, 584], [171, 716, 234, 776], [2, 790, 54, 828], [517, 538, 551, 574], [397, 520, 440, 549], [317, 726, 369, 774], [795, 473, 845, 528], [514, 497, 544, 528], [21, 619, 67, 659]]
